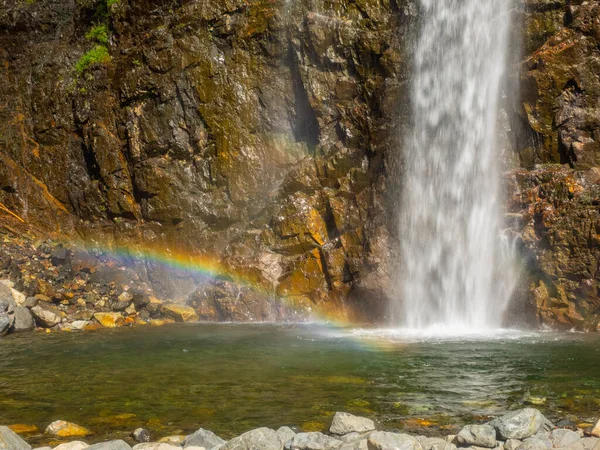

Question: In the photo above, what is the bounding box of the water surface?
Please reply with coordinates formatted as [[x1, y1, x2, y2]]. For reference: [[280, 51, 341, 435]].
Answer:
[[1, 324, 599, 445]]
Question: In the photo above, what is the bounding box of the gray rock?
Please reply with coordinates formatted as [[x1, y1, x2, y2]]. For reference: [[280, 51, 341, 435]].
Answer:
[[515, 437, 552, 450], [505, 440, 522, 450], [340, 436, 369, 450], [457, 426, 497, 448], [0, 425, 32, 450], [31, 303, 62, 328], [87, 441, 131, 450], [0, 286, 16, 336], [420, 437, 456, 450], [183, 428, 226, 448], [277, 427, 297, 445], [132, 444, 180, 450], [580, 438, 599, 450], [550, 430, 580, 448], [286, 432, 343, 450], [0, 315, 12, 336], [132, 428, 151, 443], [489, 409, 550, 440], [33, 448, 52, 450], [54, 442, 90, 450], [330, 413, 376, 436], [11, 306, 35, 332], [223, 428, 284, 450], [367, 432, 422, 450]]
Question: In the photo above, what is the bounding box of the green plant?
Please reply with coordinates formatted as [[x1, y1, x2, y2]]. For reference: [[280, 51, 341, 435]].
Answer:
[[75, 45, 111, 75], [86, 24, 109, 45], [106, 0, 119, 7]]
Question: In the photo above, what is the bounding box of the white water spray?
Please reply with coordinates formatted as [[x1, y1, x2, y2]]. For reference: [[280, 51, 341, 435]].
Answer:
[[394, 0, 517, 330]]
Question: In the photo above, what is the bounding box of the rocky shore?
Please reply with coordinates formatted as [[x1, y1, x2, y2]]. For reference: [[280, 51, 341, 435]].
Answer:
[[1, 409, 599, 450]]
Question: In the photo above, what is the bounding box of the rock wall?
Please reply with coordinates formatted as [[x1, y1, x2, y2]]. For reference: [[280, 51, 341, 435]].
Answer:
[[0, 0, 598, 328]]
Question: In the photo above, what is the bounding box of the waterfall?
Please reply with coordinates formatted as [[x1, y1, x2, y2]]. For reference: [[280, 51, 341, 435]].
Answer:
[[394, 0, 517, 330]]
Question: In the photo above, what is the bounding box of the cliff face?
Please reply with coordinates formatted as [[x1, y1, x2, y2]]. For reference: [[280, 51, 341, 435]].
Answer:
[[0, 0, 598, 327]]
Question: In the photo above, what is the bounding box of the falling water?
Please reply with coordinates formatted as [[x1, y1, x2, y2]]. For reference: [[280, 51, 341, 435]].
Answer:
[[395, 0, 517, 330]]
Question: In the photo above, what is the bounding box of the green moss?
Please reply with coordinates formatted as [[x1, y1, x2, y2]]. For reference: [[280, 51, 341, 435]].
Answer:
[[75, 45, 111, 75], [86, 24, 109, 45], [106, 0, 119, 7]]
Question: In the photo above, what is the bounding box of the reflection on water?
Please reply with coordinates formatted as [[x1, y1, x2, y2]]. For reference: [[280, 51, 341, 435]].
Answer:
[[0, 324, 599, 445]]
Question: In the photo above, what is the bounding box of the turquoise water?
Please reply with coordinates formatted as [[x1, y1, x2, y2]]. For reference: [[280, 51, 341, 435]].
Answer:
[[0, 324, 599, 445]]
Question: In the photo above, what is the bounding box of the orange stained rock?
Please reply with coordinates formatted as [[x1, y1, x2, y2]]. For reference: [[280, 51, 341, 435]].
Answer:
[[8, 424, 39, 434]]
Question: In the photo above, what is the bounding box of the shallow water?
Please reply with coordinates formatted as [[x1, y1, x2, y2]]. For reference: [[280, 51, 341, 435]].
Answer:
[[1, 324, 599, 445]]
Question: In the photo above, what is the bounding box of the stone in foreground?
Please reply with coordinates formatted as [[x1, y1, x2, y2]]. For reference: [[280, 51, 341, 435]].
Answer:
[[367, 432, 422, 450], [419, 437, 455, 450], [183, 428, 226, 448], [515, 436, 552, 450], [549, 429, 580, 448], [286, 432, 343, 450], [31, 304, 62, 328], [592, 421, 600, 438], [132, 444, 180, 450], [330, 413, 376, 435], [54, 442, 90, 450], [489, 409, 550, 440], [133, 428, 151, 443], [45, 420, 91, 437], [87, 441, 132, 450], [0, 426, 31, 450], [456, 425, 496, 448], [222, 427, 285, 450]]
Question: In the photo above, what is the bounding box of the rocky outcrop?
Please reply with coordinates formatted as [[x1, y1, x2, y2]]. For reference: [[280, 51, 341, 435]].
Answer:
[[0, 0, 598, 327]]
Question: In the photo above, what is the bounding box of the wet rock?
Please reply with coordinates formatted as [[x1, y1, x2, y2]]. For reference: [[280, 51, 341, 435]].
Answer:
[[132, 428, 151, 443], [457, 425, 497, 448], [87, 441, 132, 450], [94, 312, 124, 328], [489, 409, 550, 440], [286, 432, 343, 450], [45, 420, 92, 437], [54, 442, 90, 450], [10, 307, 34, 333], [330, 413, 376, 436], [51, 247, 70, 266], [183, 428, 226, 448], [31, 304, 62, 328], [550, 429, 580, 448], [0, 425, 31, 449], [161, 304, 199, 323]]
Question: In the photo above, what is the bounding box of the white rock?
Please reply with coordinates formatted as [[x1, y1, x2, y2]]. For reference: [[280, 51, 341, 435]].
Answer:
[[592, 421, 600, 438], [367, 431, 422, 450], [132, 444, 180, 450], [550, 430, 580, 448], [54, 442, 90, 450], [330, 413, 376, 436]]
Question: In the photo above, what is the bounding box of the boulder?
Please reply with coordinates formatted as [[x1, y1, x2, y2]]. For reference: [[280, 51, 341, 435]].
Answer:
[[330, 413, 375, 435], [457, 425, 497, 448], [45, 420, 91, 437], [420, 437, 455, 450], [132, 428, 151, 443], [592, 421, 600, 438], [505, 440, 522, 450], [221, 427, 283, 450], [183, 428, 226, 448], [161, 304, 199, 323], [0, 426, 31, 450], [11, 306, 34, 332], [489, 409, 550, 440], [550, 429, 580, 448], [132, 444, 180, 450], [31, 304, 62, 328], [367, 432, 422, 450], [286, 432, 343, 450], [515, 437, 551, 450], [94, 312, 124, 328], [87, 441, 132, 450], [54, 442, 90, 450], [277, 427, 297, 445]]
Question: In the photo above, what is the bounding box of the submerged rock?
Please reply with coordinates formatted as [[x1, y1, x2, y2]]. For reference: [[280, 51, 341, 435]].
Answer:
[[330, 413, 376, 436], [456, 425, 496, 448], [132, 428, 151, 443], [0, 426, 31, 450], [489, 409, 550, 440], [183, 428, 226, 448], [45, 420, 92, 437]]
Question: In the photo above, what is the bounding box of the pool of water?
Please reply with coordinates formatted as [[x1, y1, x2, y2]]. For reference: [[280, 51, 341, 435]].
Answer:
[[1, 324, 599, 445]]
